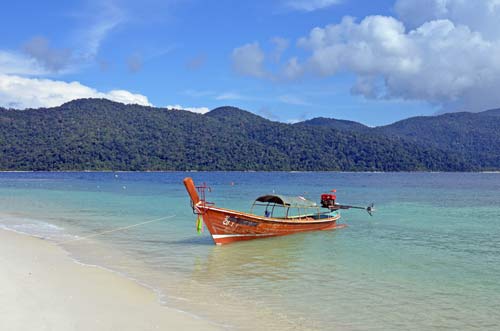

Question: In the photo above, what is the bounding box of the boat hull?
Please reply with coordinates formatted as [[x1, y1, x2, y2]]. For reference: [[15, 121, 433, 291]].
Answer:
[[199, 205, 345, 245], [183, 177, 345, 245]]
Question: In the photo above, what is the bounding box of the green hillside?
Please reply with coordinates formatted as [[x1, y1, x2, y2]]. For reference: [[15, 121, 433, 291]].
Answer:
[[0, 98, 495, 171], [375, 111, 500, 169], [300, 109, 500, 171]]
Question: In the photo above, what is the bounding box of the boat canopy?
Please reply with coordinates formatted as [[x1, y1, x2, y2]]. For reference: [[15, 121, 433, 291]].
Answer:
[[255, 194, 317, 208]]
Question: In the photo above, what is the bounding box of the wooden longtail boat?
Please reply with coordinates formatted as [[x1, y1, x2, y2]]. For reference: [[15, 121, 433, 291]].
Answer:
[[184, 177, 373, 245]]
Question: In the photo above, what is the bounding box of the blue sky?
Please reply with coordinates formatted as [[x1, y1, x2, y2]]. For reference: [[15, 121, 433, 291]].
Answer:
[[1, 0, 500, 126]]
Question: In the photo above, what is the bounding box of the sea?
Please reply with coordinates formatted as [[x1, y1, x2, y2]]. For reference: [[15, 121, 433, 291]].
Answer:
[[0, 172, 499, 330]]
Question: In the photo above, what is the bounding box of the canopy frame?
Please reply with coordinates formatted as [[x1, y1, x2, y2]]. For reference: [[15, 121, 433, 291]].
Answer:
[[250, 194, 336, 220]]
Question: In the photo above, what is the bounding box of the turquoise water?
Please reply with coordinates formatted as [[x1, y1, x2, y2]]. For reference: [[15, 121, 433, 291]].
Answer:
[[0, 172, 499, 330]]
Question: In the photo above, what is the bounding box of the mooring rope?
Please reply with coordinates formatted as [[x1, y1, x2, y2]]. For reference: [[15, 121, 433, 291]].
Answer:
[[60, 215, 176, 244]]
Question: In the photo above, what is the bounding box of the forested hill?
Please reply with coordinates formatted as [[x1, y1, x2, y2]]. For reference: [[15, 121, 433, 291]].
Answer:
[[295, 109, 500, 170], [374, 111, 500, 169], [295, 117, 369, 133], [0, 98, 496, 171]]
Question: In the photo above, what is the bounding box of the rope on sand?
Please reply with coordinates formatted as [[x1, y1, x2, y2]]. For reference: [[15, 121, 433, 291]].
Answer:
[[60, 215, 176, 244]]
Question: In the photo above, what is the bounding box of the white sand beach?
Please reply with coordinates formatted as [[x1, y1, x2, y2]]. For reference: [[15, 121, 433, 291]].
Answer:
[[0, 229, 223, 331]]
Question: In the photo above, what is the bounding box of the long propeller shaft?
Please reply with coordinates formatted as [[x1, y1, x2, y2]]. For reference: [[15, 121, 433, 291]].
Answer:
[[331, 203, 375, 216]]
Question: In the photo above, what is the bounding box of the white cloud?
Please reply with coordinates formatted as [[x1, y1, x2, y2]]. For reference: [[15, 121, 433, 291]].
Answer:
[[0, 74, 151, 109], [291, 9, 500, 110], [231, 42, 267, 78], [215, 92, 246, 100], [394, 0, 500, 39], [351, 76, 380, 99], [75, 1, 125, 60], [231, 41, 301, 81], [103, 89, 151, 106], [394, 0, 449, 30], [298, 15, 419, 77], [166, 104, 210, 114], [229, 0, 500, 111], [282, 57, 303, 80], [285, 0, 342, 12], [0, 2, 126, 78], [270, 37, 289, 62], [0, 3, 154, 111], [0, 50, 48, 76]]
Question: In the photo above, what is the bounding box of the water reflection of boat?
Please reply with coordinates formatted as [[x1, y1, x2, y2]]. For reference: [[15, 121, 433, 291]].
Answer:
[[184, 177, 373, 245]]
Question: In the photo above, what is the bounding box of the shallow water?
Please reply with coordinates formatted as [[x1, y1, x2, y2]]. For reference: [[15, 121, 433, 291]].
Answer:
[[0, 172, 499, 330]]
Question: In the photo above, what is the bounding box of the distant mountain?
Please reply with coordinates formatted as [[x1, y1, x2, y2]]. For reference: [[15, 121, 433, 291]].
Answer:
[[296, 108, 500, 171], [0, 98, 497, 171], [294, 117, 369, 132], [206, 106, 268, 123], [375, 110, 500, 169], [479, 108, 500, 117]]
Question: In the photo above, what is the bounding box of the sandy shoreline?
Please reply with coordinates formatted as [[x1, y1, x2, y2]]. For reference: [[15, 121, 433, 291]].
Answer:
[[0, 229, 223, 331]]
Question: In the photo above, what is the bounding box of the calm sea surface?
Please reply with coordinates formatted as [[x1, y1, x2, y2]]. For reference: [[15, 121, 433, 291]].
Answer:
[[0, 172, 499, 330]]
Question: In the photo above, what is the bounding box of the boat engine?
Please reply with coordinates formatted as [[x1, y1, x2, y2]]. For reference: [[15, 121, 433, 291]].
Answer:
[[320, 193, 337, 209]]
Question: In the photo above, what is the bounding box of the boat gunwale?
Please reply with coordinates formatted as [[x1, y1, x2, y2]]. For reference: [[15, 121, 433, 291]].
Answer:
[[195, 202, 341, 224]]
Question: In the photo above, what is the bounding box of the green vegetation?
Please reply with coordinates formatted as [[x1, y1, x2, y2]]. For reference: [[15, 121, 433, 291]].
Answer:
[[0, 98, 497, 171], [375, 112, 500, 170]]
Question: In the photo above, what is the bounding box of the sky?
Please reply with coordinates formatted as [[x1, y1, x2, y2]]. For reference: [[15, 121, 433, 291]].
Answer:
[[1, 0, 500, 126]]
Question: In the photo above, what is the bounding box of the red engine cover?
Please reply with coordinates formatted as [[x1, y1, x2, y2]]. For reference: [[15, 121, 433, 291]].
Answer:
[[321, 194, 336, 200]]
